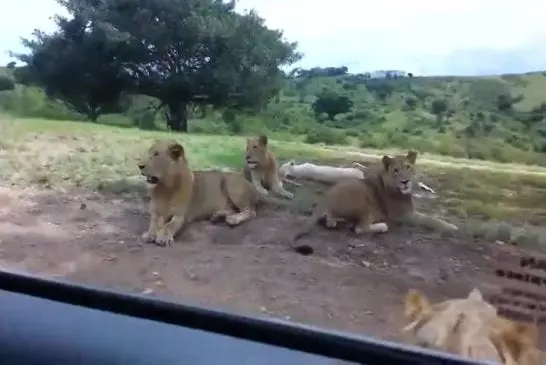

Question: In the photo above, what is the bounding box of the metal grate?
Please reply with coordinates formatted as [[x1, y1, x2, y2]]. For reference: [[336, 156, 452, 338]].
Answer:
[[488, 251, 546, 325]]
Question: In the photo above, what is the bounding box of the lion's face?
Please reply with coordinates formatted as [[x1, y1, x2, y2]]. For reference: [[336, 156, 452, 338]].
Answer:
[[137, 139, 185, 187], [245, 135, 268, 169], [381, 151, 417, 195]]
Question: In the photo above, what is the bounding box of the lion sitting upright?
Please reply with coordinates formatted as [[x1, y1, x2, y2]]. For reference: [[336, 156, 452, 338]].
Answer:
[[137, 139, 260, 247], [292, 150, 458, 249], [243, 135, 294, 200]]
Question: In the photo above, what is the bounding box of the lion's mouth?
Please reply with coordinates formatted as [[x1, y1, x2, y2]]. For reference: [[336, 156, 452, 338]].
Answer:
[[146, 176, 159, 184], [399, 181, 412, 195], [246, 161, 259, 169]]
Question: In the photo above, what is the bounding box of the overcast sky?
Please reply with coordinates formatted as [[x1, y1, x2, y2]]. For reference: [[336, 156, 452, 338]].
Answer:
[[2, 0, 545, 76]]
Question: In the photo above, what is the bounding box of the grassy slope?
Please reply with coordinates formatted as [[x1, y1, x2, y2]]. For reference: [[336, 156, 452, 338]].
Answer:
[[2, 115, 546, 233], [2, 68, 546, 167], [278, 71, 546, 165]]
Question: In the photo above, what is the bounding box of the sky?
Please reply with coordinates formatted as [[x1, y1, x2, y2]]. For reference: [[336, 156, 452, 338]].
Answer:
[[1, 0, 545, 76]]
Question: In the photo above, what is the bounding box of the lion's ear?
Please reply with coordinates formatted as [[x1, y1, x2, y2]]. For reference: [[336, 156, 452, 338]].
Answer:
[[406, 150, 418, 164], [168, 142, 185, 160], [258, 135, 268, 146], [382, 155, 392, 170], [404, 289, 430, 320], [467, 288, 484, 302]]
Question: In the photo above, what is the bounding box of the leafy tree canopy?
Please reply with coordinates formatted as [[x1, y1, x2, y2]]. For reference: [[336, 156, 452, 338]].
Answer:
[[312, 89, 353, 121], [55, 0, 301, 131], [13, 15, 131, 121]]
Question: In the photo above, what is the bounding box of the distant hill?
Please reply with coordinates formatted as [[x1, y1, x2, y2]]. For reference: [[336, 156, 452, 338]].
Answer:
[[1, 65, 546, 165]]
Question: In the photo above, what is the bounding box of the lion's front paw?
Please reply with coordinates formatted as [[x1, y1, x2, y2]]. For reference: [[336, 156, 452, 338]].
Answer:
[[282, 190, 294, 200], [141, 231, 155, 243], [225, 214, 240, 226], [154, 230, 175, 247], [257, 187, 269, 196]]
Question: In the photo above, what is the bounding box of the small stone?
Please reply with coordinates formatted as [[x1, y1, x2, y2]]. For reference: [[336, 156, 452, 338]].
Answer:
[[154, 280, 165, 287], [79, 203, 87, 210], [142, 288, 154, 295], [361, 260, 371, 268]]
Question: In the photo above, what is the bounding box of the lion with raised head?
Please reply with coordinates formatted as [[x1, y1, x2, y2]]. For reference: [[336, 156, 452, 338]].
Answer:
[[137, 139, 260, 246], [403, 288, 542, 365], [291, 151, 458, 253], [243, 135, 294, 200]]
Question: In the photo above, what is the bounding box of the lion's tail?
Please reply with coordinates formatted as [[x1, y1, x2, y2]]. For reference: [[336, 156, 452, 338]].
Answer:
[[290, 208, 324, 256]]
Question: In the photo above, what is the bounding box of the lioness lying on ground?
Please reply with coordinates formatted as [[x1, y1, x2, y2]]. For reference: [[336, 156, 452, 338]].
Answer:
[[243, 135, 294, 200], [292, 151, 458, 252], [403, 288, 542, 365], [137, 139, 261, 246]]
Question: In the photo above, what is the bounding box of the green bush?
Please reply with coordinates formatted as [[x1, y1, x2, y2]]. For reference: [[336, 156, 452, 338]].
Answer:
[[0, 76, 15, 91], [305, 126, 349, 145]]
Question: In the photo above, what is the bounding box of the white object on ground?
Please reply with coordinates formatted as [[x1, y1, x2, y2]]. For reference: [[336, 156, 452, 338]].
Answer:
[[279, 160, 436, 197]]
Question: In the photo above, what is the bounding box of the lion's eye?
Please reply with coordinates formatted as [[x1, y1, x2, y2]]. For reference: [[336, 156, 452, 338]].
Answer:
[[153, 151, 159, 156], [393, 168, 399, 174], [252, 145, 257, 149]]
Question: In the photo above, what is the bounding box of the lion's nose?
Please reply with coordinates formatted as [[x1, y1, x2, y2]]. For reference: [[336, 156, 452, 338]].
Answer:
[[137, 164, 145, 170], [401, 180, 409, 185], [245, 156, 251, 161]]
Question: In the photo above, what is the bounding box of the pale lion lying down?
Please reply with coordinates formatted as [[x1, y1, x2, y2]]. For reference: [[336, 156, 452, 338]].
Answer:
[[403, 288, 542, 365]]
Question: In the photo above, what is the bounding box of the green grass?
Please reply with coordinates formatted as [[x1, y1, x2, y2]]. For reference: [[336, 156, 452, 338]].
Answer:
[[0, 116, 345, 193], [3, 68, 546, 168], [1, 114, 545, 220], [3, 115, 546, 247]]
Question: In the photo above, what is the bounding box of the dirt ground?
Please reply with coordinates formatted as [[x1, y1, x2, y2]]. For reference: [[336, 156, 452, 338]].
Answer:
[[0, 184, 525, 346]]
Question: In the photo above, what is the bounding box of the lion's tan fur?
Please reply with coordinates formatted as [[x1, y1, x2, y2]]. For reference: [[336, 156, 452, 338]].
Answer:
[[243, 135, 294, 200], [293, 151, 458, 244], [403, 289, 542, 365], [137, 139, 259, 246]]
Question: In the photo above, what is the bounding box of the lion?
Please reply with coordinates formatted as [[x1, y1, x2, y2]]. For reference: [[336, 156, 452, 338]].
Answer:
[[403, 288, 542, 365], [243, 135, 294, 200], [291, 151, 458, 254], [137, 139, 261, 247]]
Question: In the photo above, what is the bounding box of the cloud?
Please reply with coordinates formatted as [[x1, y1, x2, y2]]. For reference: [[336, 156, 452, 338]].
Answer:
[[1, 0, 545, 75], [0, 0, 65, 61], [235, 0, 546, 75]]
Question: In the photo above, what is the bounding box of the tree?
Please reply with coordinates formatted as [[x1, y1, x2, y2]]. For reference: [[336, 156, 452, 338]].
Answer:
[[0, 76, 15, 91], [496, 93, 523, 112], [312, 90, 353, 121], [13, 15, 131, 122], [431, 98, 448, 123], [404, 97, 417, 110], [364, 80, 393, 103], [60, 0, 300, 131]]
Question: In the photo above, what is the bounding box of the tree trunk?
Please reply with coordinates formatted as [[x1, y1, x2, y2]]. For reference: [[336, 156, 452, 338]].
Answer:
[[166, 102, 188, 132], [87, 108, 99, 123]]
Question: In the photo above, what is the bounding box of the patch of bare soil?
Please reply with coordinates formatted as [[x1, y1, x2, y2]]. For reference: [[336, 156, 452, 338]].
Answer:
[[0, 185, 521, 344]]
